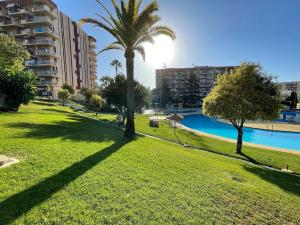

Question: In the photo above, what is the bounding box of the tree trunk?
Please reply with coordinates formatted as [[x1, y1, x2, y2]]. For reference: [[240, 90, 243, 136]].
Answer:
[[236, 127, 243, 154], [124, 50, 135, 138], [115, 67, 118, 77]]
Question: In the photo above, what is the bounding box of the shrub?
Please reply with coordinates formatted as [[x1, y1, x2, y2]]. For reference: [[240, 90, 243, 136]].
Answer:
[[0, 70, 37, 112], [58, 89, 71, 106]]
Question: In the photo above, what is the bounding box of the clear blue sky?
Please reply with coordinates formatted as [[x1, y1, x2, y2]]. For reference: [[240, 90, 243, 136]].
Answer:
[[53, 0, 300, 88]]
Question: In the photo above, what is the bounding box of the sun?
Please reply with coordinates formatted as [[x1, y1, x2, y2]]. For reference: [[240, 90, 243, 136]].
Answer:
[[143, 36, 175, 68]]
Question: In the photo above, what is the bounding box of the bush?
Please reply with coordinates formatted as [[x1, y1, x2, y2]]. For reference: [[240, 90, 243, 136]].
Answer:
[[58, 89, 71, 106], [90, 94, 104, 115], [0, 70, 37, 112], [62, 83, 75, 95]]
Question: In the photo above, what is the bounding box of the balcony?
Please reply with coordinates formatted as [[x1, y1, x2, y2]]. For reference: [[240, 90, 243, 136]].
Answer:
[[22, 16, 53, 26], [36, 70, 58, 77], [0, 9, 6, 17], [90, 74, 97, 79], [0, 20, 20, 27], [8, 8, 28, 16], [25, 60, 56, 67], [23, 38, 55, 47], [11, 29, 31, 36], [36, 49, 58, 57], [37, 80, 58, 87], [34, 27, 58, 39], [89, 43, 96, 49], [32, 5, 57, 19]]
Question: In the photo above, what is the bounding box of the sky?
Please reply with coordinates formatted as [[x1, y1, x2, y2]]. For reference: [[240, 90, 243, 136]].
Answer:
[[53, 0, 300, 88]]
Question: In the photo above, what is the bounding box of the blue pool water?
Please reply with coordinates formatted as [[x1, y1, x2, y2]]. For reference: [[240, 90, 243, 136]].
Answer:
[[181, 114, 300, 151]]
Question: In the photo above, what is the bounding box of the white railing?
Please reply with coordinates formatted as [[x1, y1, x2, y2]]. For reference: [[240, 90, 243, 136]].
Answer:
[[37, 70, 57, 76], [32, 5, 51, 12], [23, 39, 55, 45], [25, 60, 55, 66]]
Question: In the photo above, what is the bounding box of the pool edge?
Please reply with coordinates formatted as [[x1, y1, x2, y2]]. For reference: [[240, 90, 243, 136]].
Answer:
[[178, 123, 300, 156]]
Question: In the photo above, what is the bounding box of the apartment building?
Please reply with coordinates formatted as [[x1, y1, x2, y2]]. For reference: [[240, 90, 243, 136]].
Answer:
[[0, 0, 97, 97], [276, 81, 300, 100], [156, 66, 236, 107]]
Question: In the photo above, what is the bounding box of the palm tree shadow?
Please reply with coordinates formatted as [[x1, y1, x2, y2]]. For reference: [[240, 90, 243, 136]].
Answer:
[[6, 114, 119, 143], [238, 152, 258, 164], [0, 140, 130, 224], [244, 165, 300, 196]]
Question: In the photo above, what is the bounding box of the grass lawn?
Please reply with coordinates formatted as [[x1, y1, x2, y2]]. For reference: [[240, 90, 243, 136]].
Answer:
[[84, 109, 300, 174], [0, 102, 299, 224], [134, 115, 300, 174]]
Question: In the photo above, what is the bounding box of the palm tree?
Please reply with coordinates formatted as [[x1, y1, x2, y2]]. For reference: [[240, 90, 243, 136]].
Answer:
[[79, 0, 175, 138], [111, 59, 122, 77]]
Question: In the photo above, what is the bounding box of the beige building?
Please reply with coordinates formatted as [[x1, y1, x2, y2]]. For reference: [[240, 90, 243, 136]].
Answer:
[[156, 66, 236, 107], [0, 0, 97, 97], [276, 81, 300, 100]]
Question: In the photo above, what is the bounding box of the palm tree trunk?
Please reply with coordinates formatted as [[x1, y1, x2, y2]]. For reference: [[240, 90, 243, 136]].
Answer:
[[124, 51, 135, 138], [115, 66, 118, 77]]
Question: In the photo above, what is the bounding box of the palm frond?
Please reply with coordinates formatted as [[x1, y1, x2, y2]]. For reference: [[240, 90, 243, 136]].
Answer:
[[135, 45, 146, 61], [135, 1, 159, 29], [148, 25, 176, 40], [98, 42, 125, 55], [78, 17, 113, 34]]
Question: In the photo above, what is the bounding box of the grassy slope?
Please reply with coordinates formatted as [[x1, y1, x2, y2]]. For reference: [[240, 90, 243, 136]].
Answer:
[[134, 115, 300, 174], [86, 111, 300, 174], [0, 102, 299, 224]]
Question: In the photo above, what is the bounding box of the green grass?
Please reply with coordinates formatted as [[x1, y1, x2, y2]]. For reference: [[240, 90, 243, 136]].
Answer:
[[134, 115, 300, 174], [85, 110, 300, 174], [0, 102, 299, 224]]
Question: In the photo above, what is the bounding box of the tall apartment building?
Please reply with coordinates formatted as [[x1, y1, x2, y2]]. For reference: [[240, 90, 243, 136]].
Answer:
[[0, 0, 97, 97], [156, 66, 236, 107], [276, 81, 300, 100]]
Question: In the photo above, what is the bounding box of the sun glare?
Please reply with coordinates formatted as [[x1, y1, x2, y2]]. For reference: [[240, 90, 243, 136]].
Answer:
[[143, 36, 175, 69]]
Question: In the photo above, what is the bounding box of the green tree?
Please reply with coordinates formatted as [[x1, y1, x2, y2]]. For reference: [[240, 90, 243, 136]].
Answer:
[[0, 34, 30, 71], [110, 59, 122, 77], [79, 0, 175, 138], [58, 89, 71, 107], [90, 94, 105, 115], [285, 92, 298, 109], [0, 70, 37, 112], [203, 63, 281, 154], [62, 83, 75, 95], [80, 87, 95, 105], [100, 74, 150, 125]]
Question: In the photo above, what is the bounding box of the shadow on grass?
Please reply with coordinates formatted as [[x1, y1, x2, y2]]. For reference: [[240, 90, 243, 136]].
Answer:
[[244, 165, 300, 196], [6, 114, 121, 143], [0, 139, 129, 224], [239, 153, 258, 164], [33, 101, 57, 107], [42, 108, 76, 114]]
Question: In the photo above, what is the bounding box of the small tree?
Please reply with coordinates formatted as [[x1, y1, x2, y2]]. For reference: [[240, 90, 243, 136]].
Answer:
[[62, 83, 75, 95], [100, 75, 150, 125], [203, 63, 281, 154], [58, 89, 71, 107], [0, 70, 37, 112], [90, 94, 104, 115], [286, 92, 298, 109], [80, 87, 95, 109]]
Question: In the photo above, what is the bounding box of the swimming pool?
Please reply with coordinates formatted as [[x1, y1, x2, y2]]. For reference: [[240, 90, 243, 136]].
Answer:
[[181, 114, 300, 151]]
